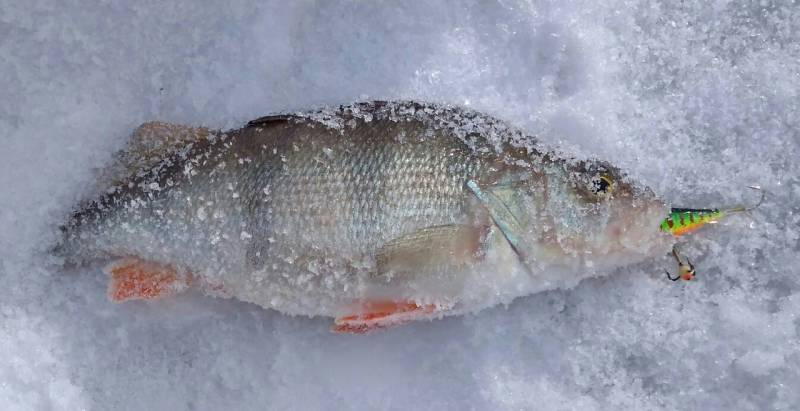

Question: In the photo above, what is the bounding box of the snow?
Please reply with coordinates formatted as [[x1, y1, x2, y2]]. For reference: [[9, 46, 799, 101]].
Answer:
[[1, 0, 799, 410]]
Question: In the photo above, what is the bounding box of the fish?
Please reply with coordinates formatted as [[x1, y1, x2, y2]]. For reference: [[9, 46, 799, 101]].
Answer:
[[55, 101, 673, 333]]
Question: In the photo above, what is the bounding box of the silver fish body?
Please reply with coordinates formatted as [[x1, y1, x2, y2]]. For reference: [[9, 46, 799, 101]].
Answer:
[[59, 101, 672, 319]]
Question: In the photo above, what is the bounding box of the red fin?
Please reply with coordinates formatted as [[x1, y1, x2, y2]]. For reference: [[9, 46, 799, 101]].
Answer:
[[332, 300, 442, 334], [104, 258, 192, 302]]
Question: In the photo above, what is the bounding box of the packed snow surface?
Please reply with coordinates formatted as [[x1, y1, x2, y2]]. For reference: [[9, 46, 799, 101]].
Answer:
[[1, 1, 799, 410]]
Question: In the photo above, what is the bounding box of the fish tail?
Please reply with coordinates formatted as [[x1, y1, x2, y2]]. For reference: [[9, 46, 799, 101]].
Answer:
[[49, 213, 93, 268], [49, 224, 78, 267]]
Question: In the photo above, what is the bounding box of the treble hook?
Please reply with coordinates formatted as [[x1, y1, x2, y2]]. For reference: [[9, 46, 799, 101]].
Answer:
[[665, 246, 695, 281]]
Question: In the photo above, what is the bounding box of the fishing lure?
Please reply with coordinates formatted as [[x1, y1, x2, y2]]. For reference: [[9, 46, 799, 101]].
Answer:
[[659, 185, 764, 237], [660, 185, 764, 281], [665, 247, 695, 281]]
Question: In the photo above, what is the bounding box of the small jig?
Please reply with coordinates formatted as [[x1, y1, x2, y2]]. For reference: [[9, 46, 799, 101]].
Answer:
[[659, 185, 765, 237], [665, 247, 695, 281]]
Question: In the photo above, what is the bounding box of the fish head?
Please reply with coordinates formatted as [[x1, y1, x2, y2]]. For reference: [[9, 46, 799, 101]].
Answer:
[[508, 158, 673, 272]]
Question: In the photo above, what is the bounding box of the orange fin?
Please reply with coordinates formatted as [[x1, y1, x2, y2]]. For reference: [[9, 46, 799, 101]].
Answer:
[[104, 258, 192, 302], [332, 300, 445, 334]]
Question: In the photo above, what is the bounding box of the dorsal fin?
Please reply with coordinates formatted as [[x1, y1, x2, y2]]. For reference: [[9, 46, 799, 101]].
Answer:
[[247, 114, 296, 127], [96, 121, 215, 191]]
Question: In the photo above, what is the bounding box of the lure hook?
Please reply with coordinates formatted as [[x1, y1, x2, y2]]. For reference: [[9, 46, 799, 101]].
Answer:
[[665, 246, 695, 282], [726, 185, 765, 213]]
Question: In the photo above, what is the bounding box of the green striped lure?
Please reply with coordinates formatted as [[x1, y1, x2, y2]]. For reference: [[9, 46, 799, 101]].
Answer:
[[660, 186, 764, 282], [660, 208, 726, 237], [659, 185, 764, 238]]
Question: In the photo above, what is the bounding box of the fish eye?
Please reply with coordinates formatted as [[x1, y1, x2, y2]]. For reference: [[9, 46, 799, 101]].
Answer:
[[591, 175, 614, 195], [572, 171, 615, 203]]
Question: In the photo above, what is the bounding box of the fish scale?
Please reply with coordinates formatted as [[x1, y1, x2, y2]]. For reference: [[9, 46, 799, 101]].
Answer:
[[265, 130, 479, 256]]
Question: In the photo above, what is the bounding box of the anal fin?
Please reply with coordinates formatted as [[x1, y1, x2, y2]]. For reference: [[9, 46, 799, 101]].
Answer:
[[104, 258, 192, 302], [332, 300, 446, 334]]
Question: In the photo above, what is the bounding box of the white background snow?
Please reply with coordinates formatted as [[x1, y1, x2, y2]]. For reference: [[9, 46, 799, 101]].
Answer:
[[2, 1, 799, 409]]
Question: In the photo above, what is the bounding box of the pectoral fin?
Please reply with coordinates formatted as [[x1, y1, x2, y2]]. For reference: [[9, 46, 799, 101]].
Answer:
[[466, 180, 526, 247], [466, 179, 536, 267], [104, 258, 193, 302], [375, 224, 488, 279]]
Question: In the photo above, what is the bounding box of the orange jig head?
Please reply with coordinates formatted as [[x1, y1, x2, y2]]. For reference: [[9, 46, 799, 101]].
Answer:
[[665, 247, 696, 282]]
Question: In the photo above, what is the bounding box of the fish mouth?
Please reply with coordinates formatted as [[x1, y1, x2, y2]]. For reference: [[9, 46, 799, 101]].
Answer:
[[611, 196, 673, 258]]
